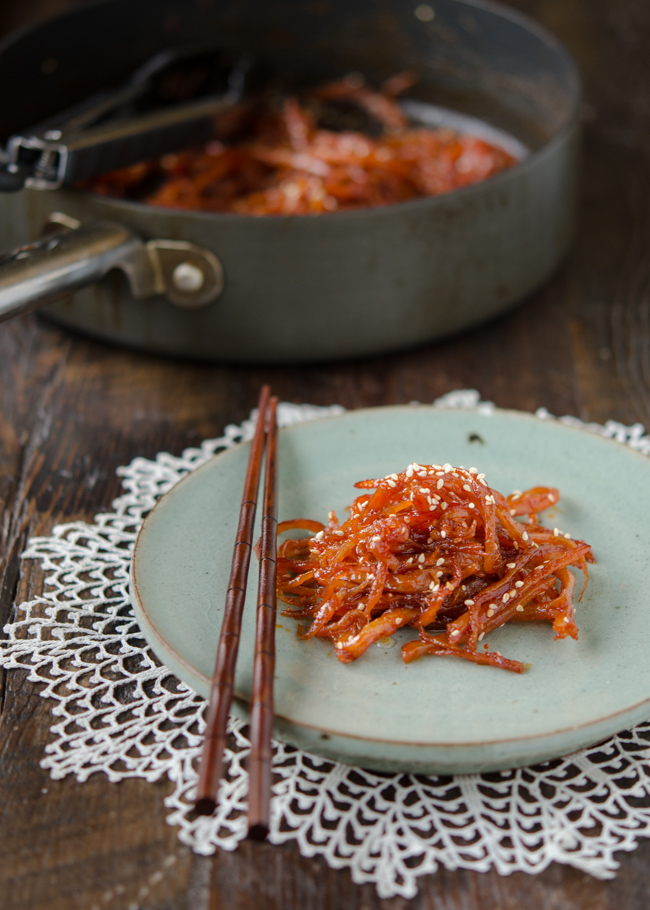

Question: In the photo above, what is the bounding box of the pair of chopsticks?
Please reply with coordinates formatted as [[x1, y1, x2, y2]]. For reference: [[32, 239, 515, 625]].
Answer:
[[194, 385, 278, 840]]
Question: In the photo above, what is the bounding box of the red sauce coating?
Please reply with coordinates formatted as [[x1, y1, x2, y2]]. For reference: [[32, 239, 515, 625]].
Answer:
[[276, 464, 594, 672], [78, 73, 517, 215]]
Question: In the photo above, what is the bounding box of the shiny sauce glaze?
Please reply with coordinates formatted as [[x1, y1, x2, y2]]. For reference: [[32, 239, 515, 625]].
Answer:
[[276, 463, 593, 672]]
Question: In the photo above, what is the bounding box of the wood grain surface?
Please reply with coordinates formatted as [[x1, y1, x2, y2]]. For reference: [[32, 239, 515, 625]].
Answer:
[[2, 0, 650, 907]]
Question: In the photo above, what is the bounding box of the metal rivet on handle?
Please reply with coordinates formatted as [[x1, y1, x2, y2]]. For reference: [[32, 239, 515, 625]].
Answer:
[[172, 261, 205, 293]]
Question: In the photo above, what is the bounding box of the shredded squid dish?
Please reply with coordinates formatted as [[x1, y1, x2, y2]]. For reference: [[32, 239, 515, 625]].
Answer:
[[79, 73, 517, 214], [276, 464, 594, 673]]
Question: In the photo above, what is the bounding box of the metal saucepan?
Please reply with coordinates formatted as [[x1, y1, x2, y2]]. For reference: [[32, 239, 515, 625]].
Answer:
[[0, 0, 580, 363]]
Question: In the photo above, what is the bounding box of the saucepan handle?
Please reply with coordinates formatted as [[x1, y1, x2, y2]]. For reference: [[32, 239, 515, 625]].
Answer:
[[0, 214, 224, 323]]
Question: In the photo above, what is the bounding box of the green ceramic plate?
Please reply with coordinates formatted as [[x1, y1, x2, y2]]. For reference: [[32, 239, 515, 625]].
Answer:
[[130, 405, 650, 774]]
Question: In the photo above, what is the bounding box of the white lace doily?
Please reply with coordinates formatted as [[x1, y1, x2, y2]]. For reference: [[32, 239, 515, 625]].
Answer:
[[4, 390, 650, 899]]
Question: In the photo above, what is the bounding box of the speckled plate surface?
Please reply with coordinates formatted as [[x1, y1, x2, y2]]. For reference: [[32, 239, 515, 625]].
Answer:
[[130, 405, 650, 774]]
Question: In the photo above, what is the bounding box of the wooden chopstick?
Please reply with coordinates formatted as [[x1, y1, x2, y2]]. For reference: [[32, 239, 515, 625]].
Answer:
[[247, 395, 279, 840], [194, 385, 271, 816]]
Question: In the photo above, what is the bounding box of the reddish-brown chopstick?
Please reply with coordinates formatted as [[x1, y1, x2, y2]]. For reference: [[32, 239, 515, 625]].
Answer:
[[247, 396, 279, 841], [194, 385, 271, 816]]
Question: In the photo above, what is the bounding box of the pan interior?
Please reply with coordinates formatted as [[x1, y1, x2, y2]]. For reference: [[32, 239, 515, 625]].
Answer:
[[0, 0, 579, 153]]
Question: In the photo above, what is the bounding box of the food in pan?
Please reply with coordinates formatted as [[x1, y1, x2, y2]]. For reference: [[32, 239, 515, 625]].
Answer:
[[276, 464, 593, 672], [78, 73, 517, 215]]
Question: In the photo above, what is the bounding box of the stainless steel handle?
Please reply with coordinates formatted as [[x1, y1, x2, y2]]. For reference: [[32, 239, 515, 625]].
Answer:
[[0, 215, 224, 323]]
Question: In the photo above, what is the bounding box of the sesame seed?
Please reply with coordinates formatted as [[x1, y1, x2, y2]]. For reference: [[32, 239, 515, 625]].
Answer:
[[334, 530, 344, 536], [468, 502, 475, 509], [464, 599, 475, 606], [507, 563, 516, 569], [419, 487, 429, 494], [489, 603, 497, 610], [515, 581, 524, 588], [451, 630, 459, 638], [335, 642, 344, 649], [436, 557, 445, 566], [441, 531, 447, 538], [510, 509, 516, 516], [509, 589, 517, 597], [548, 493, 555, 503], [565, 532, 571, 539], [553, 528, 559, 536], [562, 616, 569, 623], [418, 471, 427, 477], [389, 473, 398, 480], [441, 502, 448, 510], [406, 557, 413, 565], [463, 484, 472, 492], [436, 571, 443, 578], [487, 608, 495, 617], [314, 531, 324, 540], [478, 632, 485, 641], [469, 467, 478, 474], [516, 605, 524, 612], [437, 479, 444, 489], [387, 479, 396, 488], [418, 554, 426, 564], [395, 618, 403, 625], [406, 467, 414, 477], [502, 593, 509, 602], [522, 532, 529, 541]]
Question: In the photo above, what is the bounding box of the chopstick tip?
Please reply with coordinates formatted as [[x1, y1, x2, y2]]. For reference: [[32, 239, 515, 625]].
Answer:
[[247, 822, 269, 842], [193, 796, 217, 817]]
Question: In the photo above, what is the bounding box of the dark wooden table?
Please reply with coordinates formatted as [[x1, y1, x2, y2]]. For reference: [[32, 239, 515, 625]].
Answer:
[[2, 0, 650, 907]]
